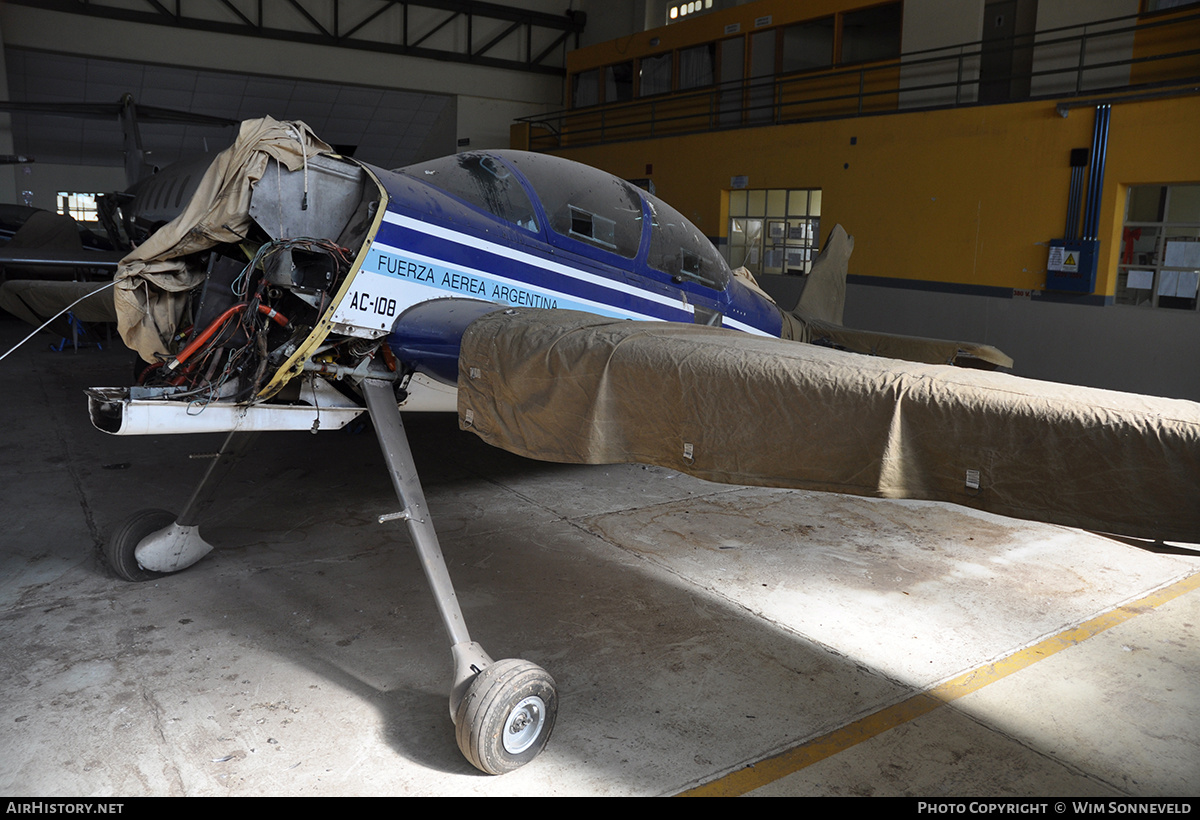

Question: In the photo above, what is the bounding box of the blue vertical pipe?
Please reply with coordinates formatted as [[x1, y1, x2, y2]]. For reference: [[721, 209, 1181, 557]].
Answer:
[[1065, 165, 1083, 240], [1082, 105, 1111, 241], [1093, 104, 1111, 238], [1081, 105, 1102, 239]]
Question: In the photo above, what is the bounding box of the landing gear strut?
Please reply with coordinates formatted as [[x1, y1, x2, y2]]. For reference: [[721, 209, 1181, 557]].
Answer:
[[103, 380, 556, 773], [104, 431, 258, 581], [363, 378, 557, 774]]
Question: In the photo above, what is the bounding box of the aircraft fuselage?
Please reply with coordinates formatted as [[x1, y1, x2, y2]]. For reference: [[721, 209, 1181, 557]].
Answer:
[[320, 150, 785, 404]]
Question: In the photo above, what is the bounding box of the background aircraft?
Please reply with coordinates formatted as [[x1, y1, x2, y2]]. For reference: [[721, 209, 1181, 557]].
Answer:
[[66, 119, 1200, 774], [0, 96, 238, 340], [0, 95, 237, 264]]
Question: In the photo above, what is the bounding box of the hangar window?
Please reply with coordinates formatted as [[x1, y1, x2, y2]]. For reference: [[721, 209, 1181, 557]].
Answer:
[[840, 3, 903, 64], [679, 43, 716, 90], [782, 17, 835, 74], [639, 53, 674, 97], [57, 192, 99, 223], [668, 1, 714, 23], [606, 62, 635, 103], [726, 187, 821, 276], [572, 69, 600, 107], [1117, 184, 1200, 310]]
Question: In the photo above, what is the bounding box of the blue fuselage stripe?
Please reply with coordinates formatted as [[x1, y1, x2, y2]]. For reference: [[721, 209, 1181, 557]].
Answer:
[[366, 199, 782, 337], [372, 213, 696, 323]]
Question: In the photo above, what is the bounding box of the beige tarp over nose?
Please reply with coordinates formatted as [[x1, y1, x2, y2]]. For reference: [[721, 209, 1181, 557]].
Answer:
[[114, 117, 331, 363]]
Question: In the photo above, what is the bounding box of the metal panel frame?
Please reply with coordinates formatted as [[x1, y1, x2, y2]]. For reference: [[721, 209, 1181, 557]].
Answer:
[[14, 0, 586, 75]]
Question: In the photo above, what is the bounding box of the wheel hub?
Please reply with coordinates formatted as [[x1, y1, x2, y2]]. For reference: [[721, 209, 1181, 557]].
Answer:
[[503, 695, 546, 754]]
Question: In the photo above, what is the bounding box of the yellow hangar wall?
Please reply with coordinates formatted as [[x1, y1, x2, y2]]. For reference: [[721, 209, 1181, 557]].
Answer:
[[547, 92, 1200, 301], [516, 0, 1200, 399], [542, 96, 1200, 400]]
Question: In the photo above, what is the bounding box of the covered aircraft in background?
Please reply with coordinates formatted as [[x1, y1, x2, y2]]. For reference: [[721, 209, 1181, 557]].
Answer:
[[0, 94, 237, 265], [67, 119, 1199, 774], [0, 95, 238, 336]]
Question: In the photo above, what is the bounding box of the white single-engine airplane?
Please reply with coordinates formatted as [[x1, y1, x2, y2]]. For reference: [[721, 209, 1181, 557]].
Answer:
[[80, 119, 1200, 774]]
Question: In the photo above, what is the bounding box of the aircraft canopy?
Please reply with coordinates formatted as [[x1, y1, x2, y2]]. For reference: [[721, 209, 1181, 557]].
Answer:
[[401, 150, 732, 290]]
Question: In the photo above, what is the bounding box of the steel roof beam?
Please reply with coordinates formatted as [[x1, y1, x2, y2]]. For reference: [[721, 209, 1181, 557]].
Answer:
[[11, 0, 586, 76]]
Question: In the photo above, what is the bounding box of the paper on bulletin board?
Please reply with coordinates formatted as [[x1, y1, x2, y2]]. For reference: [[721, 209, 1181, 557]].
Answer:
[[1127, 269, 1154, 290], [1156, 270, 1199, 298], [1048, 245, 1065, 271], [1164, 240, 1200, 268]]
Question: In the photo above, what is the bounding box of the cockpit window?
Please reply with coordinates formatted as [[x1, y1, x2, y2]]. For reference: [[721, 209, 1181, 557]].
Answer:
[[500, 152, 643, 258], [569, 206, 618, 248], [400, 153, 539, 232], [645, 196, 731, 290]]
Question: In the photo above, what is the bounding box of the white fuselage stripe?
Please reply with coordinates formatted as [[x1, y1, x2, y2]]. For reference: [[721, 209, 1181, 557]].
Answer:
[[368, 239, 681, 322], [379, 210, 772, 336], [383, 211, 691, 312]]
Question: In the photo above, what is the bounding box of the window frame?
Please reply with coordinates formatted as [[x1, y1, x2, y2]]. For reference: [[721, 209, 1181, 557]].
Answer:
[[726, 187, 822, 277], [56, 191, 100, 223], [1116, 183, 1200, 311]]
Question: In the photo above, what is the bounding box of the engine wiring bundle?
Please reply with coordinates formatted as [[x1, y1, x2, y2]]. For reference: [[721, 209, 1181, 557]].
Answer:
[[136, 235, 366, 411]]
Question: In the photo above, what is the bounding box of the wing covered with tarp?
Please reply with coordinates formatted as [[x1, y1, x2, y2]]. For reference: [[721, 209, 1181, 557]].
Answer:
[[457, 308, 1200, 543], [0, 280, 117, 337]]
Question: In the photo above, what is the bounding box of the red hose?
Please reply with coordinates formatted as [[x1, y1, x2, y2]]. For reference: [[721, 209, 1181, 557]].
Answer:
[[166, 303, 289, 372]]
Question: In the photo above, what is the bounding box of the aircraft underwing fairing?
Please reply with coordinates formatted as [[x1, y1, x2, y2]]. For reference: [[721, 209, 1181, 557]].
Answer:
[[80, 118, 1199, 774]]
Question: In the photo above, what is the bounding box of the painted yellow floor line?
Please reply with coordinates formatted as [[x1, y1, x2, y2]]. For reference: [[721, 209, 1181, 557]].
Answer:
[[678, 571, 1200, 797]]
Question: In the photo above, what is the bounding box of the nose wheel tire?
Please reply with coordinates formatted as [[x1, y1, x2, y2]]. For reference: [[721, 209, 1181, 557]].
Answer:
[[454, 659, 557, 774], [105, 508, 176, 582]]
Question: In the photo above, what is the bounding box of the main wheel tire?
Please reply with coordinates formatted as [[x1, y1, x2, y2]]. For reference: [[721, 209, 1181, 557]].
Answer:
[[454, 658, 557, 775], [105, 509, 176, 582]]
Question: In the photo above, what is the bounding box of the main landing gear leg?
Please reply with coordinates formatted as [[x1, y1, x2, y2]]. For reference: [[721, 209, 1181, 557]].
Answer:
[[105, 431, 259, 581], [362, 377, 556, 775]]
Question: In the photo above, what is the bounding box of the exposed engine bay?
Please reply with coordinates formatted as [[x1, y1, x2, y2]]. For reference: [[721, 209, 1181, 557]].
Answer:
[[87, 134, 429, 435]]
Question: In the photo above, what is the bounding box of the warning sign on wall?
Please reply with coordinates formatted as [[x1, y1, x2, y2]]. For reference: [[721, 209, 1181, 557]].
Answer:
[[1045, 239, 1097, 293], [1048, 246, 1078, 273]]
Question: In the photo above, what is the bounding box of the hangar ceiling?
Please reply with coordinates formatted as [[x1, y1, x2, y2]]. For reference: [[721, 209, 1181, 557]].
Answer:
[[4, 47, 457, 174], [8, 0, 586, 75]]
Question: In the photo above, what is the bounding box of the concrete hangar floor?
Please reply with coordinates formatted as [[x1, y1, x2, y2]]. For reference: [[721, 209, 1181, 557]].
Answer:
[[1, 315, 1198, 797]]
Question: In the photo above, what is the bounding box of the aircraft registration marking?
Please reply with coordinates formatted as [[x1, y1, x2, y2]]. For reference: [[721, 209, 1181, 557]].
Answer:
[[348, 290, 399, 318]]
